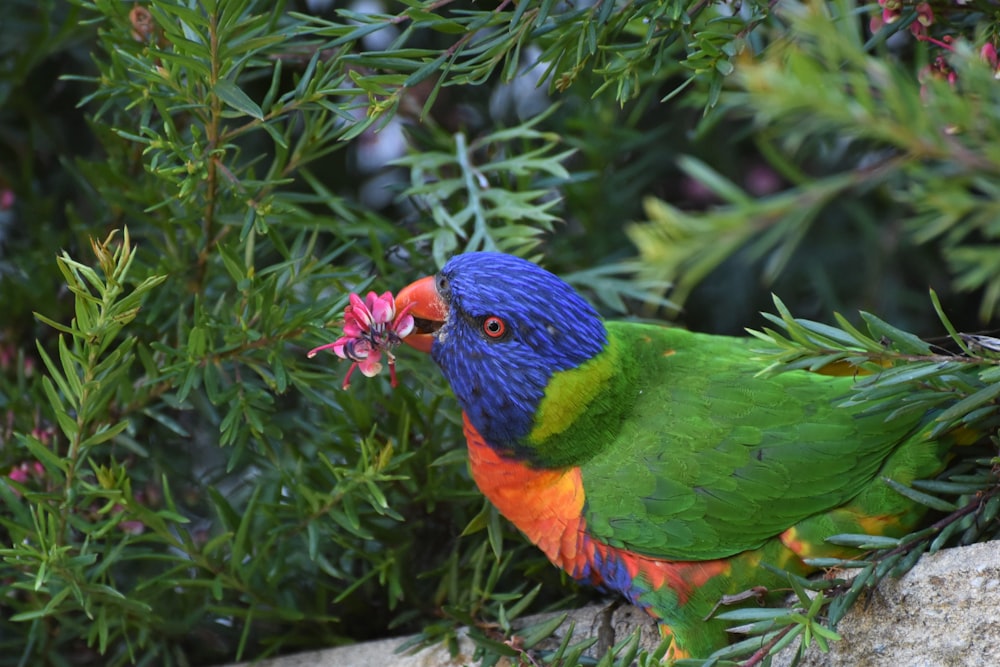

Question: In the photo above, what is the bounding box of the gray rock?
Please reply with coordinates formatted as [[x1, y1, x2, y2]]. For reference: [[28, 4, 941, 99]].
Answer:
[[777, 540, 1000, 667]]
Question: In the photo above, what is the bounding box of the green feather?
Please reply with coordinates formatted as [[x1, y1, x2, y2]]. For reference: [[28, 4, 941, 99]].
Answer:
[[539, 322, 946, 561]]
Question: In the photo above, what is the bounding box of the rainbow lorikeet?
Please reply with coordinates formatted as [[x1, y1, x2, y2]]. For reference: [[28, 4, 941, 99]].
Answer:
[[394, 251, 960, 659]]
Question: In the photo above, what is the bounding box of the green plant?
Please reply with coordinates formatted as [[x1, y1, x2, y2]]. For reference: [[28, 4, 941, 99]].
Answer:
[[629, 0, 1000, 327]]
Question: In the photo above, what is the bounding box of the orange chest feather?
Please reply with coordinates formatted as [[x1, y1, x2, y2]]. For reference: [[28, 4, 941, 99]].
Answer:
[[462, 414, 587, 570], [463, 415, 730, 616], [461, 415, 732, 610]]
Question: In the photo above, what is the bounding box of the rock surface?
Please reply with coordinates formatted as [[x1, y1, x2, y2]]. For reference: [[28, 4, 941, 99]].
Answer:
[[778, 540, 1000, 667], [224, 541, 1000, 667]]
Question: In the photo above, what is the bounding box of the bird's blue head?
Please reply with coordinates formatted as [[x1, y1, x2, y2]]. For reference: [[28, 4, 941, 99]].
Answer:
[[396, 252, 608, 452]]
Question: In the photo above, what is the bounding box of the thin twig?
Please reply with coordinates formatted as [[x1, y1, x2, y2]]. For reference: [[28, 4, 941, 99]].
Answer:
[[740, 624, 797, 667]]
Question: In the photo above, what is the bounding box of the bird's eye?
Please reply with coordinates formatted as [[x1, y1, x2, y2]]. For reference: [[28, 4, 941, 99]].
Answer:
[[435, 274, 451, 300], [482, 316, 507, 339]]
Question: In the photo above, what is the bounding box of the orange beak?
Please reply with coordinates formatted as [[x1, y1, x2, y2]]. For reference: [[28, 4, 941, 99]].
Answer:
[[395, 275, 449, 353]]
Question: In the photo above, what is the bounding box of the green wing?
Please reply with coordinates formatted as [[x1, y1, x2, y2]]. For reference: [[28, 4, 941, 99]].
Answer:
[[577, 322, 928, 561]]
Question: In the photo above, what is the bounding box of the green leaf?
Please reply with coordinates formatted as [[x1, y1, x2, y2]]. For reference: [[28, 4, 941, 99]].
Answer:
[[934, 382, 1000, 427], [231, 485, 262, 569], [824, 534, 901, 549], [882, 477, 958, 512], [859, 312, 932, 354], [215, 78, 263, 119], [802, 557, 872, 569], [79, 420, 130, 449], [460, 501, 491, 535], [713, 607, 791, 622], [486, 505, 504, 561], [404, 53, 451, 88]]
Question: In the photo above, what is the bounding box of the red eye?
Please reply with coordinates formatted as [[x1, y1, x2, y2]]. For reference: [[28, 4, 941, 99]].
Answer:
[[483, 316, 506, 339]]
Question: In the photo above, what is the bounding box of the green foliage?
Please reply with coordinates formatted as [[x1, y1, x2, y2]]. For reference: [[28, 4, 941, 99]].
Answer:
[[0, 0, 997, 665], [750, 289, 1000, 440], [394, 110, 574, 265], [1, 0, 591, 663], [629, 0, 1000, 326], [303, 0, 767, 108]]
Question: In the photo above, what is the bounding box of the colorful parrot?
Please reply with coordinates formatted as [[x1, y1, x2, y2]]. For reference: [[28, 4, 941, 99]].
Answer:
[[393, 251, 960, 660]]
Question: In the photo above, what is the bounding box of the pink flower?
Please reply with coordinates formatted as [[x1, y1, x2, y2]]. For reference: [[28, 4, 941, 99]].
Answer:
[[908, 2, 934, 38], [881, 0, 902, 24], [30, 426, 54, 446], [982, 42, 1000, 78], [308, 290, 415, 389], [869, 0, 903, 34], [919, 54, 959, 98], [113, 504, 145, 535], [7, 461, 45, 498], [983, 43, 999, 68]]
